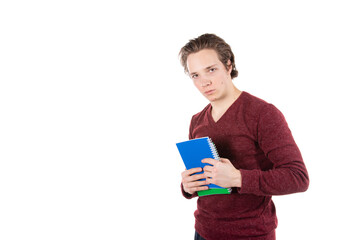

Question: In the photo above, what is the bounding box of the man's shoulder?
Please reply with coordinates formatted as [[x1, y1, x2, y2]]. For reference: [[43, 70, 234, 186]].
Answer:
[[189, 103, 211, 130], [242, 92, 284, 122], [241, 91, 270, 109]]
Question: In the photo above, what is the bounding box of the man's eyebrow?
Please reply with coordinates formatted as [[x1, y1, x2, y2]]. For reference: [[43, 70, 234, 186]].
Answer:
[[189, 70, 197, 76], [205, 64, 218, 70], [189, 64, 218, 75]]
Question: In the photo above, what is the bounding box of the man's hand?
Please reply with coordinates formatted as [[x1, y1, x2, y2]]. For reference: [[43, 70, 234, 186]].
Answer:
[[181, 168, 209, 195], [202, 158, 242, 188]]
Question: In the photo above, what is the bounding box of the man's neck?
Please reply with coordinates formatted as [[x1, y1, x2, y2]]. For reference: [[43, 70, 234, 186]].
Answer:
[[211, 87, 242, 122]]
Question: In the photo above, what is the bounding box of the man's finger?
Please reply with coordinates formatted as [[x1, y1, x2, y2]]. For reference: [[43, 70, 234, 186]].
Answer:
[[205, 177, 214, 185], [187, 179, 207, 188], [189, 173, 206, 182], [192, 185, 209, 192], [203, 171, 213, 179], [187, 167, 203, 175], [202, 158, 217, 166], [220, 158, 231, 164], [203, 165, 214, 172]]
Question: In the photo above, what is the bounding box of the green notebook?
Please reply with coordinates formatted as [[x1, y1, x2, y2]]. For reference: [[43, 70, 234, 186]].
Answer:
[[197, 188, 231, 196]]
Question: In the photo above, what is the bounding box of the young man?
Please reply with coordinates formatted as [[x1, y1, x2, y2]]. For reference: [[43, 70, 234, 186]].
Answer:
[[179, 34, 309, 240]]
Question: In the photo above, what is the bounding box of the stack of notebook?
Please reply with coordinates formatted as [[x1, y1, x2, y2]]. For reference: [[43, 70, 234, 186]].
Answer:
[[176, 137, 232, 196]]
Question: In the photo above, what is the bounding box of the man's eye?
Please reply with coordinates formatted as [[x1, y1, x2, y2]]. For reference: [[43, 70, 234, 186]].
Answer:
[[209, 68, 216, 72], [191, 74, 198, 79]]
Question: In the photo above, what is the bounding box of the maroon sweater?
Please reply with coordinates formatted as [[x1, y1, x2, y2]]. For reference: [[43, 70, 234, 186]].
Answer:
[[181, 92, 309, 240]]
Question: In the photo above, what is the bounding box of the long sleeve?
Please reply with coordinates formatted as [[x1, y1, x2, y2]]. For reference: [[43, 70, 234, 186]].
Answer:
[[238, 104, 309, 196]]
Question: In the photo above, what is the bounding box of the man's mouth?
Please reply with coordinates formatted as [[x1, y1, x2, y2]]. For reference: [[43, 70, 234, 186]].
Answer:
[[204, 90, 215, 95]]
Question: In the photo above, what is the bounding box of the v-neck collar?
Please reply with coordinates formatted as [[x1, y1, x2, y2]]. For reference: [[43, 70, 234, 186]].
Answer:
[[207, 91, 245, 124]]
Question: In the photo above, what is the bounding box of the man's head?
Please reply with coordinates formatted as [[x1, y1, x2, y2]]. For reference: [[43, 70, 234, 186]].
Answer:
[[179, 33, 238, 79]]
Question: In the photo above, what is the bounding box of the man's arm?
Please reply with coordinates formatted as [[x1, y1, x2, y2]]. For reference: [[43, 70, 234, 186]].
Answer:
[[238, 104, 309, 196], [203, 104, 309, 196]]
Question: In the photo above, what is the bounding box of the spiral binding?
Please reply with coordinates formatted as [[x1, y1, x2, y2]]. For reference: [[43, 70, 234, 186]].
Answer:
[[206, 137, 232, 194], [208, 138, 220, 160]]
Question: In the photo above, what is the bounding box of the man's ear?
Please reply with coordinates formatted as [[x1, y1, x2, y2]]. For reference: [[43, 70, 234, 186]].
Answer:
[[226, 59, 232, 73]]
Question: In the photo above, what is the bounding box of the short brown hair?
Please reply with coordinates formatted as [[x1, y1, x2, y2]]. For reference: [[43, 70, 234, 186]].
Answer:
[[179, 33, 238, 79]]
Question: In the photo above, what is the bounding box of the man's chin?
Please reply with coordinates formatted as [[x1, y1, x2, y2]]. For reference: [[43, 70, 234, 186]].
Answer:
[[207, 96, 218, 102]]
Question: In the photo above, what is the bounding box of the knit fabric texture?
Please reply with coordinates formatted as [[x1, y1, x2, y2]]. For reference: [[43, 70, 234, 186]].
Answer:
[[181, 92, 309, 240]]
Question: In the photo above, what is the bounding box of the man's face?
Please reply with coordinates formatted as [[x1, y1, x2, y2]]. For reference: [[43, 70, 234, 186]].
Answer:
[[186, 49, 232, 102]]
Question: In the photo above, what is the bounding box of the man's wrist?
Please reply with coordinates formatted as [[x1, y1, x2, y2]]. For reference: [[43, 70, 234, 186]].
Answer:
[[232, 169, 242, 188]]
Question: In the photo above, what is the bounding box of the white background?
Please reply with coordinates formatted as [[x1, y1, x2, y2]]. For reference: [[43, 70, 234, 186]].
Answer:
[[1, 0, 359, 239]]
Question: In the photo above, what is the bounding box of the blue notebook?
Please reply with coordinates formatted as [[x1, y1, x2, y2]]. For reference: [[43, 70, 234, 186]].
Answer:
[[176, 137, 231, 196]]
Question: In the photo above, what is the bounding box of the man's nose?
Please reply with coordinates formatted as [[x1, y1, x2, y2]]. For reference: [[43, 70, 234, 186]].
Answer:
[[200, 79, 212, 87]]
